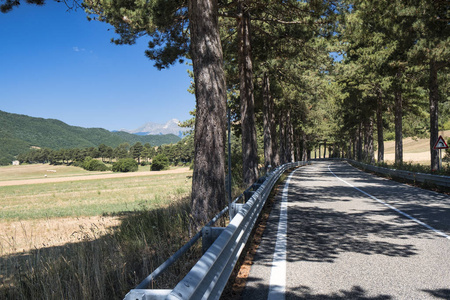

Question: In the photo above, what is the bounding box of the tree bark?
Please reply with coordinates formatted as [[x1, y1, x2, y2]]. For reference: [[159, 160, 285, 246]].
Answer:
[[263, 73, 273, 169], [429, 60, 439, 171], [279, 110, 286, 165], [302, 131, 308, 161], [271, 103, 280, 167], [189, 0, 227, 228], [365, 117, 375, 163], [357, 122, 363, 161], [286, 109, 295, 162], [238, 2, 258, 187], [394, 72, 403, 165], [376, 86, 384, 163], [295, 137, 301, 162]]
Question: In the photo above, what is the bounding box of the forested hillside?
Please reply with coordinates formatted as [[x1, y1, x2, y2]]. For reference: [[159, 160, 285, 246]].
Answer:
[[0, 110, 180, 164]]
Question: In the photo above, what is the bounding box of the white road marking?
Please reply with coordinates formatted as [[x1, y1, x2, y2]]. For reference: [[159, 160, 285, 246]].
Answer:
[[268, 169, 297, 300], [328, 164, 450, 240]]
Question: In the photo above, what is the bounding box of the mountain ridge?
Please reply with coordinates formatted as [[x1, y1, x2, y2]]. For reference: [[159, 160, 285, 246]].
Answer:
[[0, 110, 181, 164], [119, 119, 188, 138]]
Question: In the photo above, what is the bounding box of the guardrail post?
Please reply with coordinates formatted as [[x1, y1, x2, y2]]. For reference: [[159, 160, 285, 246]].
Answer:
[[244, 190, 255, 201], [202, 227, 225, 254], [230, 203, 244, 219], [124, 289, 171, 300]]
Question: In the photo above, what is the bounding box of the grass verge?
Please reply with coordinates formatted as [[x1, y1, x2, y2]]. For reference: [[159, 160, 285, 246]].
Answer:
[[0, 197, 202, 300]]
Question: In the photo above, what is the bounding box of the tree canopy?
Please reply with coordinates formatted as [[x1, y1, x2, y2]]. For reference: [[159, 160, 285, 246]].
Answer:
[[3, 0, 450, 219]]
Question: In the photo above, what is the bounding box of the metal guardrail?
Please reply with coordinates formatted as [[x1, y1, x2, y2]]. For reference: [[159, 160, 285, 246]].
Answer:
[[348, 160, 450, 188], [124, 161, 308, 300]]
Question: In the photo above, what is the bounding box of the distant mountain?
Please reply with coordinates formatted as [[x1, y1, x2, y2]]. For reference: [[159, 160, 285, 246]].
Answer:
[[0, 110, 181, 164], [119, 119, 188, 138]]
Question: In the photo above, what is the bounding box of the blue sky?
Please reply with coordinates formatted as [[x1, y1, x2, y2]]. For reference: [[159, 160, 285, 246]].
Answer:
[[0, 1, 195, 131]]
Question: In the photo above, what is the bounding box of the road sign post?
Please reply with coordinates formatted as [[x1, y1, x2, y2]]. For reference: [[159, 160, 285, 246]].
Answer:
[[433, 135, 449, 171]]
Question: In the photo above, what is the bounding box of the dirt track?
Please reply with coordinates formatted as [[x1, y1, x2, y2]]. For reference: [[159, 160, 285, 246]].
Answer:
[[0, 167, 191, 187]]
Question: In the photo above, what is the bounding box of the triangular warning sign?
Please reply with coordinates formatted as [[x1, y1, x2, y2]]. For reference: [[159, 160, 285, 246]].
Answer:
[[433, 135, 449, 149]]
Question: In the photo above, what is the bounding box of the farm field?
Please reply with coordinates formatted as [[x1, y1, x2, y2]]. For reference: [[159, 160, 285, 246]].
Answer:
[[0, 164, 192, 255], [376, 130, 450, 165]]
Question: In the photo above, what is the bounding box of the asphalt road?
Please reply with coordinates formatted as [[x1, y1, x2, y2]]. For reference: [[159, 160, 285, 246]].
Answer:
[[242, 161, 450, 300]]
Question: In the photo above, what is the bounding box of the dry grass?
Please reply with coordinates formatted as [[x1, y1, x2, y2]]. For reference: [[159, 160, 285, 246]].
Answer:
[[376, 130, 450, 165], [0, 169, 192, 221], [0, 198, 201, 300], [0, 164, 199, 299], [0, 216, 121, 255], [0, 163, 107, 181]]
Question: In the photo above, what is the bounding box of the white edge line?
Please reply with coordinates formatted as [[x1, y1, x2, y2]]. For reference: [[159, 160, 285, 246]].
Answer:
[[268, 169, 297, 300], [328, 164, 450, 240]]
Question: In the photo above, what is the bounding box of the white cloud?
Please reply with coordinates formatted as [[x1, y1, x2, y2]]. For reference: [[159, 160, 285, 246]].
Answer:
[[72, 47, 86, 52]]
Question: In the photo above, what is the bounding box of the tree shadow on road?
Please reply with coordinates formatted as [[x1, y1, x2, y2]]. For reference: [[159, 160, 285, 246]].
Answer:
[[289, 285, 392, 299], [422, 289, 450, 299], [241, 280, 392, 300]]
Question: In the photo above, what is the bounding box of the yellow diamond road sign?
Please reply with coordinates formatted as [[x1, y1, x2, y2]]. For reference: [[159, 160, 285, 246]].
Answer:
[[433, 135, 449, 150]]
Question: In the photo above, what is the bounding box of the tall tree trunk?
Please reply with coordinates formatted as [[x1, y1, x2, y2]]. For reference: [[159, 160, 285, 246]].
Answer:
[[429, 60, 439, 171], [365, 117, 375, 163], [279, 110, 286, 165], [394, 72, 403, 165], [318, 143, 321, 159], [271, 104, 280, 167], [363, 121, 368, 160], [238, 2, 258, 187], [189, 0, 227, 228], [351, 137, 355, 159], [357, 122, 363, 161], [263, 73, 273, 169], [285, 109, 295, 162], [295, 137, 301, 162], [302, 131, 308, 161], [324, 140, 327, 158], [376, 86, 384, 163]]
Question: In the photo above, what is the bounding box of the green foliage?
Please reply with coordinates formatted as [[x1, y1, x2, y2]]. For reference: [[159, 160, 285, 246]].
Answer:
[[0, 110, 180, 162], [443, 120, 450, 131], [151, 154, 169, 171], [155, 135, 194, 166], [444, 139, 450, 162], [112, 158, 139, 172], [84, 0, 189, 70], [82, 157, 109, 171], [0, 157, 10, 166]]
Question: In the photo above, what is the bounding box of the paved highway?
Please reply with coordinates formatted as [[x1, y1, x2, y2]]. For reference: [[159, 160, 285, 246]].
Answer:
[[242, 161, 450, 299]]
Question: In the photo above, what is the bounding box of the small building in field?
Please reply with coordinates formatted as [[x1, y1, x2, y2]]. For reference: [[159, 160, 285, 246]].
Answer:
[[12, 160, 20, 166]]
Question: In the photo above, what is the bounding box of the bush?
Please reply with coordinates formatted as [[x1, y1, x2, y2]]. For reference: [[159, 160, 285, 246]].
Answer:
[[112, 158, 139, 172], [151, 154, 169, 171], [82, 157, 109, 171], [0, 157, 10, 166]]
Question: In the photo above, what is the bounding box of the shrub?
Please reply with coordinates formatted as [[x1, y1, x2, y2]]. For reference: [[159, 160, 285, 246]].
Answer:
[[82, 157, 109, 171], [0, 157, 10, 166], [151, 154, 169, 171], [112, 158, 139, 172]]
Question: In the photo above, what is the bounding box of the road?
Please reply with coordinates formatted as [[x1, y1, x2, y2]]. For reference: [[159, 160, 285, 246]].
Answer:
[[242, 161, 450, 299]]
